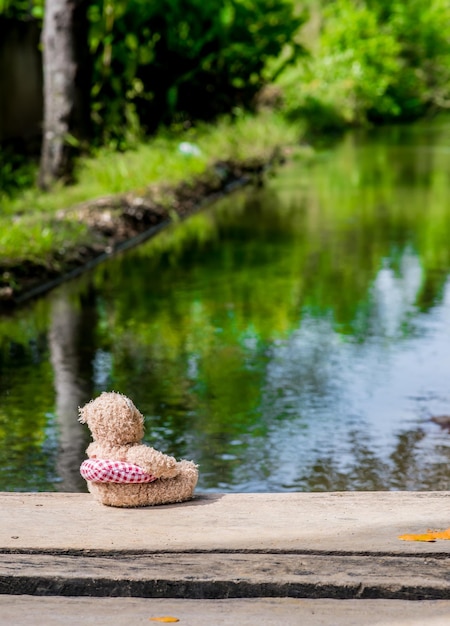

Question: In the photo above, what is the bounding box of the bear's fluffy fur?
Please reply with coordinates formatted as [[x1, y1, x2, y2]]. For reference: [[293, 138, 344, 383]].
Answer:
[[79, 391, 198, 507]]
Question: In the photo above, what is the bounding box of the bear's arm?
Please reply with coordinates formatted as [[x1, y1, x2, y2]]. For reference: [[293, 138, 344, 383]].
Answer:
[[126, 445, 180, 478], [86, 442, 100, 458]]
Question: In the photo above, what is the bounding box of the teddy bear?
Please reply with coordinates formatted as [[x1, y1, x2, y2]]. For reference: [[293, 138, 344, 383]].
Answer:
[[78, 391, 199, 507]]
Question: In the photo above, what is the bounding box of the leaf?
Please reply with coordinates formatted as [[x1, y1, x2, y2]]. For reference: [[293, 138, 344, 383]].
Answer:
[[399, 527, 450, 542], [149, 618, 180, 623]]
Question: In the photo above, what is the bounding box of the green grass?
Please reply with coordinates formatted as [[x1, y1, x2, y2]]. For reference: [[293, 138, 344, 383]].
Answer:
[[0, 112, 303, 267], [0, 218, 89, 265]]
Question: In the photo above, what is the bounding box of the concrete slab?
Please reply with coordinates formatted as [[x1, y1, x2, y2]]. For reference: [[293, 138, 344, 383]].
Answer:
[[2, 492, 450, 601], [2, 551, 450, 599], [1, 597, 450, 626], [1, 492, 450, 554]]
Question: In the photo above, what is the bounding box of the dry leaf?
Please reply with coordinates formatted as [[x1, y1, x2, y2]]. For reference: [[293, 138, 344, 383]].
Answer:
[[399, 527, 450, 542], [149, 618, 180, 623]]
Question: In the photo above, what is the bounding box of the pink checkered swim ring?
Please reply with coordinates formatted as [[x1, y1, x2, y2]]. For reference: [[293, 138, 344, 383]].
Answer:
[[80, 459, 157, 484]]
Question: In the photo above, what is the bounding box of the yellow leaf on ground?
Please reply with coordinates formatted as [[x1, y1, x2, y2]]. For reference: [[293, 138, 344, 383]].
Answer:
[[149, 618, 180, 623], [399, 527, 450, 542]]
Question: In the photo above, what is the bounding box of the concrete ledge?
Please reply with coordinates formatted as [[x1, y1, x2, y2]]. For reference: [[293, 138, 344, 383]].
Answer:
[[2, 492, 450, 554], [1, 492, 450, 600], [2, 551, 450, 600]]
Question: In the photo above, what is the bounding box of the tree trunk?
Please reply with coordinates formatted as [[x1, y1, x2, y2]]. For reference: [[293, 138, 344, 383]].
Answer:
[[49, 286, 97, 492], [39, 0, 90, 189]]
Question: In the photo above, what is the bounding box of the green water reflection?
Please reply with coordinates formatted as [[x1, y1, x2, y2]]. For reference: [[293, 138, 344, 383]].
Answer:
[[1, 117, 450, 492]]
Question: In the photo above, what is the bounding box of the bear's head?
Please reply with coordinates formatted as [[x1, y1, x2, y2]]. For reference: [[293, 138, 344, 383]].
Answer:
[[79, 391, 145, 446]]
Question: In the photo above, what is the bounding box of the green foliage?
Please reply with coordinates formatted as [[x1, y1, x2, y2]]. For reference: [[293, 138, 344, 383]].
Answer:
[[279, 1, 401, 129], [0, 0, 43, 19], [321, 1, 401, 121], [368, 0, 450, 119], [88, 0, 305, 146], [0, 148, 37, 202], [277, 0, 450, 129]]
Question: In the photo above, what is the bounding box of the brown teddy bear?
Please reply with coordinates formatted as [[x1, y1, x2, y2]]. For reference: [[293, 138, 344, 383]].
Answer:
[[78, 391, 199, 507]]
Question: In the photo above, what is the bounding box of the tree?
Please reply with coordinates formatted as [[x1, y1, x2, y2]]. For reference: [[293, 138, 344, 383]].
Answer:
[[39, 0, 90, 189]]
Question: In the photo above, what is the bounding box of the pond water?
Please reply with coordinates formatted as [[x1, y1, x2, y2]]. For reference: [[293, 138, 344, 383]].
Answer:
[[1, 117, 450, 494]]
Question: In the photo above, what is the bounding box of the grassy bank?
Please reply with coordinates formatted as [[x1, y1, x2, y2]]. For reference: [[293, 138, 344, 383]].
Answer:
[[0, 112, 309, 304]]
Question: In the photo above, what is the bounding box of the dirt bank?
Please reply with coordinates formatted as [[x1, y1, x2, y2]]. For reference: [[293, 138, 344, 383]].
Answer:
[[0, 157, 272, 309]]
